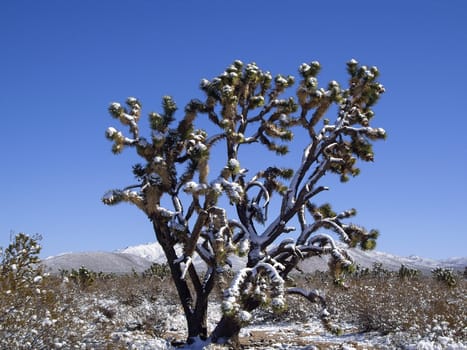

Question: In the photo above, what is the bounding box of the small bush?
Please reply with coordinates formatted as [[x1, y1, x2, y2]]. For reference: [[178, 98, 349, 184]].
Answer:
[[398, 264, 420, 280], [141, 262, 171, 280], [432, 267, 457, 287], [0, 234, 119, 349], [68, 266, 96, 289], [0, 233, 43, 292], [324, 274, 466, 341]]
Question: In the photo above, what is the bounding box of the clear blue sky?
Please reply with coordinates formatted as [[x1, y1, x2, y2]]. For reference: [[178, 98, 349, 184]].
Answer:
[[1, 1, 466, 260]]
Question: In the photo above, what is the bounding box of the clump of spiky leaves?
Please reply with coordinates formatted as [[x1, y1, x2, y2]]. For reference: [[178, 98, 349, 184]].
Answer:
[[68, 266, 96, 290], [398, 264, 420, 280], [141, 263, 171, 280], [103, 59, 386, 344], [432, 267, 457, 287]]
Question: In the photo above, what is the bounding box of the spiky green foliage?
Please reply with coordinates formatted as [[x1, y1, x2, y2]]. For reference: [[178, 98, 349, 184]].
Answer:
[[68, 266, 96, 290], [398, 264, 420, 280], [432, 267, 457, 287]]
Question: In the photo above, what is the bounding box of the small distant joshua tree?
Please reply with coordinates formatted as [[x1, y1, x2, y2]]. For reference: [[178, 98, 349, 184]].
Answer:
[[103, 59, 386, 346]]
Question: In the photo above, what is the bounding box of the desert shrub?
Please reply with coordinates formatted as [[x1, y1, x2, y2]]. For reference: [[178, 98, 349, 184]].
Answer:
[[68, 265, 96, 289], [350, 264, 372, 278], [0, 233, 55, 348], [432, 267, 457, 287], [0, 234, 123, 349], [141, 262, 171, 280], [398, 264, 420, 280], [369, 262, 392, 278], [90, 274, 180, 340], [324, 274, 466, 342], [252, 293, 322, 324], [348, 263, 394, 280], [112, 275, 156, 306], [0, 232, 43, 292], [97, 271, 118, 280]]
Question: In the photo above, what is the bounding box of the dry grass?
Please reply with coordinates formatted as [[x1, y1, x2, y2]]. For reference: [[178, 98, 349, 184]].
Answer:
[[302, 270, 467, 343]]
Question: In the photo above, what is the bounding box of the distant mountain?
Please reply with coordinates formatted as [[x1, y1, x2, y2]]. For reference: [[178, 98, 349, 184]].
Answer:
[[439, 256, 467, 269], [42, 242, 466, 275], [118, 243, 167, 264], [299, 247, 467, 274], [42, 251, 153, 274], [118, 243, 247, 271]]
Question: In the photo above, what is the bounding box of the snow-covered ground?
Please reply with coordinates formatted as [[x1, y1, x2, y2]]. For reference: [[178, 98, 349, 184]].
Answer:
[[61, 290, 465, 350]]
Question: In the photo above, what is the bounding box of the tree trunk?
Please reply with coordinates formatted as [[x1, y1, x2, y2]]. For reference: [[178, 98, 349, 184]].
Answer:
[[210, 314, 242, 347], [186, 316, 207, 342], [153, 221, 215, 345], [152, 223, 201, 342], [187, 296, 209, 341], [210, 298, 261, 346]]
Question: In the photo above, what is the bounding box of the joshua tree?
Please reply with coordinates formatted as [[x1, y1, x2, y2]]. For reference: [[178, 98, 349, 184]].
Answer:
[[103, 59, 386, 346]]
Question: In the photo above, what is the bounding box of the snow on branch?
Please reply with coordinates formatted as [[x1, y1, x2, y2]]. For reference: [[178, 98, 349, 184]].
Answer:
[[268, 238, 304, 260], [222, 261, 286, 324], [102, 189, 144, 210], [245, 181, 270, 224]]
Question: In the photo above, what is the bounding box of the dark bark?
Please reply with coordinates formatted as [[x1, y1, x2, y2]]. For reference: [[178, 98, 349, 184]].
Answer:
[[210, 298, 261, 345], [186, 311, 208, 341], [152, 219, 217, 343], [210, 314, 242, 346], [152, 221, 203, 341]]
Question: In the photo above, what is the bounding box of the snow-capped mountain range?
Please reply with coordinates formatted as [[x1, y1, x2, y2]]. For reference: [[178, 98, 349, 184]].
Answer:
[[42, 242, 466, 275]]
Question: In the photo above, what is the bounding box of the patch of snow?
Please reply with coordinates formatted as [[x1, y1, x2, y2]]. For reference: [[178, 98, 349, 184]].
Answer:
[[119, 242, 167, 264]]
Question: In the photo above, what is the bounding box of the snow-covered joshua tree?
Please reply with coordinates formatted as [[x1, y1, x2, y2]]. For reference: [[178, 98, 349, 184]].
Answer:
[[103, 59, 386, 346]]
